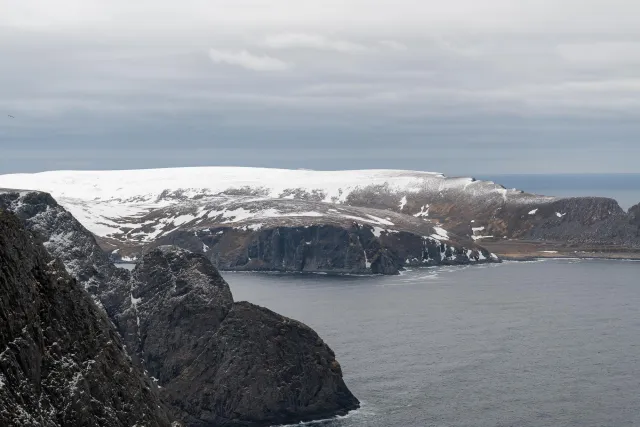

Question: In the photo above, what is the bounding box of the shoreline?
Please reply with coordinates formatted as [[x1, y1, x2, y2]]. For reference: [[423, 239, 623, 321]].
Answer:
[[481, 240, 640, 262]]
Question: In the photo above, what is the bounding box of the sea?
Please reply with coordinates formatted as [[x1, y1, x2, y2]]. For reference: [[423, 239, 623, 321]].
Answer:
[[226, 260, 640, 427]]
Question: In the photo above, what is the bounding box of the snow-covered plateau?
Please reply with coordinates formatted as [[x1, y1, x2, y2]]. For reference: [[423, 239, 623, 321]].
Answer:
[[1, 167, 638, 271]]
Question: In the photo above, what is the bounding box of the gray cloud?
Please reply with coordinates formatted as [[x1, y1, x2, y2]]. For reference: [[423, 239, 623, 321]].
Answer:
[[208, 49, 291, 71], [1, 0, 640, 175], [264, 33, 372, 53]]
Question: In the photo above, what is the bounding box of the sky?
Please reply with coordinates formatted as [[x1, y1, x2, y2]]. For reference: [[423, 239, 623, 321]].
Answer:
[[1, 0, 640, 175]]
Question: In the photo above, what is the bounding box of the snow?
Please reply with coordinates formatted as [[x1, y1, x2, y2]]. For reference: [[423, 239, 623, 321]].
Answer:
[[172, 214, 196, 226], [364, 250, 371, 269], [343, 214, 391, 226], [398, 196, 408, 210], [556, 212, 566, 218], [471, 226, 490, 240], [0, 167, 444, 206], [496, 188, 508, 201], [529, 209, 539, 215], [431, 226, 449, 241], [472, 235, 494, 241], [371, 227, 385, 237], [413, 205, 429, 218], [0, 167, 544, 240], [365, 214, 394, 226]]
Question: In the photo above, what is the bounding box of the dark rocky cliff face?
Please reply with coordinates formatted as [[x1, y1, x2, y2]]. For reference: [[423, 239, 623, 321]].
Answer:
[[0, 211, 172, 426], [166, 301, 359, 427], [124, 247, 360, 426], [0, 190, 360, 426], [488, 197, 640, 247], [627, 203, 640, 228], [155, 224, 496, 276], [370, 190, 640, 249], [0, 190, 131, 317], [123, 247, 234, 385]]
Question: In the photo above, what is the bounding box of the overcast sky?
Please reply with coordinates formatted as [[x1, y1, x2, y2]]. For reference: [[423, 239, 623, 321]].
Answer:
[[1, 0, 640, 175]]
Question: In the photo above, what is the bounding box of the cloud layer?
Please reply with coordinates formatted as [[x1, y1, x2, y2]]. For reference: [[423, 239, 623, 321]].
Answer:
[[1, 0, 640, 174], [209, 49, 291, 71]]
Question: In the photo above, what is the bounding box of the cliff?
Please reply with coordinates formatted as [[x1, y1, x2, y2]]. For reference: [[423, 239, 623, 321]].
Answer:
[[0, 190, 360, 425], [0, 210, 172, 426], [125, 247, 360, 426]]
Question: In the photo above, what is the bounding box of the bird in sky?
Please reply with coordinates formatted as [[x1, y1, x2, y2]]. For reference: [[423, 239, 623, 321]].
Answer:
[[8, 115, 14, 118]]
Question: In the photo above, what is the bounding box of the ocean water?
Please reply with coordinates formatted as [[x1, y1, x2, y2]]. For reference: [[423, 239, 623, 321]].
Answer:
[[478, 174, 640, 210], [225, 260, 640, 427]]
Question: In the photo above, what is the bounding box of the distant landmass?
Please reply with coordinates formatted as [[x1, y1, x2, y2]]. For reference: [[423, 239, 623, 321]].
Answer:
[[479, 174, 640, 210], [0, 167, 638, 269]]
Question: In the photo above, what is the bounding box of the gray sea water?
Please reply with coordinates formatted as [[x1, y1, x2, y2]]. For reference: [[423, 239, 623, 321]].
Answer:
[[225, 260, 640, 427]]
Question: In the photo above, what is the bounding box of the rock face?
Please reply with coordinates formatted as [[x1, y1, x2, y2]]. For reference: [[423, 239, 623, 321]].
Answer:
[[166, 301, 359, 427], [124, 247, 234, 384], [0, 190, 361, 426], [124, 247, 360, 426], [155, 223, 495, 276], [115, 196, 498, 274], [0, 210, 172, 426], [0, 190, 131, 317]]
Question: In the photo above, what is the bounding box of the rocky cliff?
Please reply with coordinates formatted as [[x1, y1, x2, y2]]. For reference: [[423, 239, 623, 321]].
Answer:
[[154, 222, 495, 276], [0, 190, 361, 426], [125, 247, 360, 426], [0, 210, 172, 426], [0, 190, 131, 317], [102, 196, 499, 274]]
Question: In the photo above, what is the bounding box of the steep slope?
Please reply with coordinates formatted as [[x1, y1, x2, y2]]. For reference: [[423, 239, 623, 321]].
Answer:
[[166, 301, 359, 427], [0, 190, 361, 426], [0, 190, 130, 316], [125, 247, 360, 426], [0, 210, 172, 426]]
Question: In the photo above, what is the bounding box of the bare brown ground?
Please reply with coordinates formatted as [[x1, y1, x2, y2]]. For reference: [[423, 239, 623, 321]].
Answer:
[[480, 240, 640, 261]]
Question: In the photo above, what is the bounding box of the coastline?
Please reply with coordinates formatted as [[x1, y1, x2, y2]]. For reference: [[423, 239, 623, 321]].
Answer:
[[481, 240, 640, 262]]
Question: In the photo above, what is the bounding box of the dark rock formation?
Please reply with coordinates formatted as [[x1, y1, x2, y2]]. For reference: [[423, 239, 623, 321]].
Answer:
[[0, 190, 131, 318], [0, 210, 172, 426], [153, 222, 496, 276], [88, 194, 499, 274], [123, 247, 234, 384], [0, 190, 361, 426], [627, 203, 640, 228], [166, 302, 360, 427], [124, 247, 360, 426]]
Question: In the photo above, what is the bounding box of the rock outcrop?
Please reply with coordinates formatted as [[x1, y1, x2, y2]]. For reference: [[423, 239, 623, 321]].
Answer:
[[0, 210, 172, 426], [0, 190, 361, 426], [154, 223, 495, 276], [124, 247, 360, 426], [0, 190, 131, 317]]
